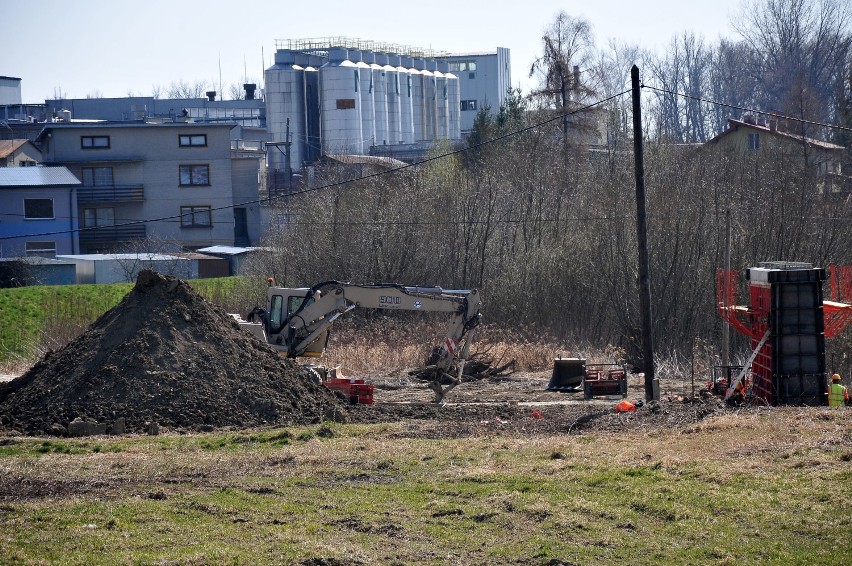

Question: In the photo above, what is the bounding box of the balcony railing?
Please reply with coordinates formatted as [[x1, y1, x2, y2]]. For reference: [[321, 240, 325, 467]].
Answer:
[[77, 184, 144, 203], [78, 224, 147, 247]]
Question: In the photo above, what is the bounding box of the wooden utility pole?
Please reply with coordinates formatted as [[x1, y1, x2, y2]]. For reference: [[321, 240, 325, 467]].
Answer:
[[631, 65, 657, 401], [722, 208, 731, 367]]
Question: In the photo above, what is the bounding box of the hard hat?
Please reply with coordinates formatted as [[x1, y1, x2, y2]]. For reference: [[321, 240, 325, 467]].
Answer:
[[831, 373, 842, 381]]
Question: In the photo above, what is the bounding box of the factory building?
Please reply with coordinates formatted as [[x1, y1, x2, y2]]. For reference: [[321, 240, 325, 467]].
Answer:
[[265, 38, 510, 173], [441, 49, 511, 134]]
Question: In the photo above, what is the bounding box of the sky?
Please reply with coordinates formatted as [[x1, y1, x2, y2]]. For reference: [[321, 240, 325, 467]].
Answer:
[[2, 0, 745, 103]]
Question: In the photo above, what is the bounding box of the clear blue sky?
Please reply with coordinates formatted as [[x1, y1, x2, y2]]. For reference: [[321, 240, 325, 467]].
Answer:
[[2, 0, 743, 102]]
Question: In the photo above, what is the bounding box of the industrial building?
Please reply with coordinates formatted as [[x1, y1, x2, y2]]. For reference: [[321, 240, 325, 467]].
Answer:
[[264, 38, 510, 173]]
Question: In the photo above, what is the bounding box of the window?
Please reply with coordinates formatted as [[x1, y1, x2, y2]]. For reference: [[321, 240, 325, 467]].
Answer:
[[179, 164, 210, 186], [269, 295, 284, 333], [19, 160, 37, 167], [448, 61, 477, 72], [336, 99, 356, 110], [180, 206, 212, 227], [748, 133, 760, 150], [81, 167, 114, 186], [461, 100, 478, 112], [24, 198, 54, 219], [288, 294, 313, 317], [179, 134, 207, 147], [83, 207, 115, 228], [25, 241, 56, 258], [81, 136, 110, 149]]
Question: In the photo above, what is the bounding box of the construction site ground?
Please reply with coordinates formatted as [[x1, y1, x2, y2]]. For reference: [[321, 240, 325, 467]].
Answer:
[[321, 368, 735, 440], [0, 271, 732, 439]]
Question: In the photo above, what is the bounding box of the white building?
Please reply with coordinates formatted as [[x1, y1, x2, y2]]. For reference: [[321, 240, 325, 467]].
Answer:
[[265, 39, 511, 171], [437, 49, 512, 134]]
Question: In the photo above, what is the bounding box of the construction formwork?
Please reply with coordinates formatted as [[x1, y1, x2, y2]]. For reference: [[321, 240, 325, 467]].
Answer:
[[718, 262, 852, 406]]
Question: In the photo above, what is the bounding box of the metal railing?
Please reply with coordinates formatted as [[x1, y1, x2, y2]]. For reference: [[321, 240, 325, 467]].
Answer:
[[78, 224, 146, 246], [77, 184, 144, 203]]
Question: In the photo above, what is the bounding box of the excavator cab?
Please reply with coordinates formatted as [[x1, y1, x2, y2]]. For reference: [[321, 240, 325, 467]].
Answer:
[[266, 288, 326, 357]]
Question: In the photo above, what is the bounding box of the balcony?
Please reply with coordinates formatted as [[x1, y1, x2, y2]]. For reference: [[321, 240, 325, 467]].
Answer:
[[79, 224, 147, 250], [77, 184, 144, 203]]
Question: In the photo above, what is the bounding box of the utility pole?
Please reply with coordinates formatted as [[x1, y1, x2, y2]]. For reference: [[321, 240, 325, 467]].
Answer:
[[722, 208, 731, 367], [631, 65, 657, 401]]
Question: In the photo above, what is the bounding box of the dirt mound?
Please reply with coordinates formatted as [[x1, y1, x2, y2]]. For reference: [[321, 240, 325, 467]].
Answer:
[[0, 270, 348, 435]]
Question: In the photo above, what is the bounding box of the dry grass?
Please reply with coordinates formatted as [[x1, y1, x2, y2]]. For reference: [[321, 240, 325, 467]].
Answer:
[[1, 409, 850, 564], [319, 316, 628, 377]]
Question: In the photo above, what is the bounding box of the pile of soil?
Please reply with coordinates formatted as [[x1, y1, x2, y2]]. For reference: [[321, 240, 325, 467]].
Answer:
[[0, 270, 348, 436]]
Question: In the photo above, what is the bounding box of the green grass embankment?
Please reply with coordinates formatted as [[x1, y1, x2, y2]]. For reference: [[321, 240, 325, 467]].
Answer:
[[0, 277, 263, 367]]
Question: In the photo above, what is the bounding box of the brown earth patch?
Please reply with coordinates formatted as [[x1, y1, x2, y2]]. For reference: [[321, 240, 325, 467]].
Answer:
[[0, 270, 349, 436]]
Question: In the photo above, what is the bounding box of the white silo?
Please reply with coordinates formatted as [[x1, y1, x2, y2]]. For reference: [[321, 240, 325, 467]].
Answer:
[[320, 47, 363, 155], [385, 54, 401, 144], [446, 70, 461, 140], [420, 62, 436, 141], [398, 56, 415, 144], [411, 58, 426, 141], [265, 50, 306, 170], [372, 53, 389, 146], [434, 65, 448, 139], [355, 52, 375, 151], [303, 61, 321, 163]]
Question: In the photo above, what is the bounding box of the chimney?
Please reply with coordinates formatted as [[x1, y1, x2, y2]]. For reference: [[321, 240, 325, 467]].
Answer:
[[243, 83, 256, 100], [205, 91, 216, 101]]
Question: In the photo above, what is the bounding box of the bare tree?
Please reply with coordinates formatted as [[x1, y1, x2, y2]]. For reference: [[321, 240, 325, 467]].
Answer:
[[114, 236, 188, 282], [529, 12, 598, 147], [649, 33, 716, 142], [227, 83, 243, 100], [166, 79, 209, 99], [151, 84, 163, 99], [593, 39, 647, 150], [734, 0, 852, 136]]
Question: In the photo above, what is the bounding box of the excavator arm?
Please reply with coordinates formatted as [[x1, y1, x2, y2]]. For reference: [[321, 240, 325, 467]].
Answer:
[[252, 282, 482, 402]]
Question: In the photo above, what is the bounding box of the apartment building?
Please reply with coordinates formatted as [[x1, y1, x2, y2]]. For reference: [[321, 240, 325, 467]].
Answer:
[[38, 122, 263, 253], [0, 166, 80, 258]]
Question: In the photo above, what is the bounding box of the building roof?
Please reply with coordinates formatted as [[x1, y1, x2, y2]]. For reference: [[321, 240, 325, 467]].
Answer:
[[326, 153, 408, 169], [0, 166, 80, 187], [438, 51, 501, 58], [0, 139, 39, 159], [197, 245, 258, 256], [40, 121, 236, 131], [57, 253, 187, 261], [0, 256, 77, 266], [707, 118, 845, 150]]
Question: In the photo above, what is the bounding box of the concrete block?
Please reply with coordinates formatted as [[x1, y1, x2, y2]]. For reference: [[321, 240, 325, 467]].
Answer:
[[68, 418, 107, 437], [111, 417, 125, 435]]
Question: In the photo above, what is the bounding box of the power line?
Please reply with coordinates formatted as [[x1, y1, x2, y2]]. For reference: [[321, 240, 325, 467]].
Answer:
[[641, 84, 852, 134], [281, 89, 633, 200], [1, 89, 632, 242]]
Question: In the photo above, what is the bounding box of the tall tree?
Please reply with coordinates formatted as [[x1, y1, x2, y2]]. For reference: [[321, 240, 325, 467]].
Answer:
[[529, 12, 598, 146], [734, 0, 851, 137]]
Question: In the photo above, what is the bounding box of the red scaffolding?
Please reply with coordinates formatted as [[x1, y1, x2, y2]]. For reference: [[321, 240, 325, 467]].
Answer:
[[717, 265, 852, 405]]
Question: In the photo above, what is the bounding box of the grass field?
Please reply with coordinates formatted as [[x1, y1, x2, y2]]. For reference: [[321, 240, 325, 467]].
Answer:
[[1, 408, 850, 565]]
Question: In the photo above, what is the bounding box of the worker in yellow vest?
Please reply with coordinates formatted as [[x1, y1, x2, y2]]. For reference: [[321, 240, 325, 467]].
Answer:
[[828, 374, 849, 407]]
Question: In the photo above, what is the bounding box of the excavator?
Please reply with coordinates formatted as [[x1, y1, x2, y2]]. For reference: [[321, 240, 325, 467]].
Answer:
[[235, 281, 482, 403]]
